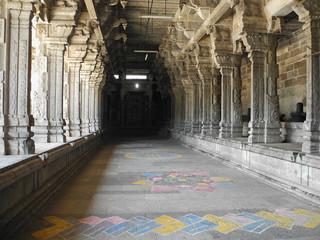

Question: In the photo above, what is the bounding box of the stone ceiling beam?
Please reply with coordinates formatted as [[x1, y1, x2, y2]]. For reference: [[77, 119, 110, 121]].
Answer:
[[176, 0, 239, 60]]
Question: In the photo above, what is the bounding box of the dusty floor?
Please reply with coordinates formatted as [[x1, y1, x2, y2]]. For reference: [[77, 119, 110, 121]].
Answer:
[[17, 136, 320, 239]]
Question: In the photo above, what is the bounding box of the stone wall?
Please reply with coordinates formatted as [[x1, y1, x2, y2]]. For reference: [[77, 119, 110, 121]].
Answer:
[[277, 29, 307, 122], [241, 57, 251, 116]]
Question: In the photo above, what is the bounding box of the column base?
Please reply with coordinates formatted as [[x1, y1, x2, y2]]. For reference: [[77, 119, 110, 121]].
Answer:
[[81, 121, 90, 135], [7, 137, 35, 155], [191, 122, 201, 135], [200, 123, 210, 139], [64, 118, 70, 137], [210, 123, 220, 137], [89, 120, 96, 133], [248, 121, 264, 143], [231, 123, 243, 138], [219, 122, 231, 139], [184, 123, 191, 134], [302, 130, 320, 153]]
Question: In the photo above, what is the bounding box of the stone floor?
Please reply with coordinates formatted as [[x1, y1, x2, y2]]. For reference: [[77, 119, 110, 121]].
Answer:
[[17, 135, 320, 239]]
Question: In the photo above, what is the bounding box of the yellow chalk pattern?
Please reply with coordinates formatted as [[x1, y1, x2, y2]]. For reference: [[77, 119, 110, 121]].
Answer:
[[153, 215, 188, 236], [132, 180, 153, 185], [198, 183, 208, 186], [204, 214, 242, 233], [211, 177, 232, 182], [154, 216, 177, 225], [294, 209, 320, 228], [32, 216, 73, 240], [255, 211, 296, 230]]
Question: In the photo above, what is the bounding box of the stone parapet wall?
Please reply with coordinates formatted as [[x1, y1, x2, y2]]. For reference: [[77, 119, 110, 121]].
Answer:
[[0, 134, 103, 238], [172, 133, 320, 206], [277, 29, 307, 121]]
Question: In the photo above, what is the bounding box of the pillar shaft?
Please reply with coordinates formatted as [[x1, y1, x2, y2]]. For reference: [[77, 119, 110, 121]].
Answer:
[[211, 69, 221, 137], [302, 19, 320, 153], [230, 57, 243, 138], [0, 3, 35, 154], [219, 67, 232, 138], [66, 62, 82, 136], [80, 75, 90, 134]]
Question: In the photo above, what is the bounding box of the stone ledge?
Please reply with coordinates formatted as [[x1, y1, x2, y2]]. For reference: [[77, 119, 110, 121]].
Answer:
[[0, 133, 104, 239], [173, 132, 320, 206]]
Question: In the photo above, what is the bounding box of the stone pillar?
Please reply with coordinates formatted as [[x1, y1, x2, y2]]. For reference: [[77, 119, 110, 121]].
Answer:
[[182, 80, 193, 134], [187, 56, 202, 135], [230, 55, 243, 138], [33, 3, 78, 142], [172, 82, 184, 132], [64, 15, 91, 136], [47, 44, 69, 142], [219, 66, 232, 139], [211, 68, 221, 137], [247, 50, 265, 143], [200, 79, 212, 137], [80, 41, 98, 134], [191, 82, 201, 135], [65, 54, 86, 136], [89, 80, 96, 133], [293, 1, 320, 153], [197, 64, 213, 138], [195, 42, 213, 138], [80, 72, 91, 134], [0, 1, 35, 154], [243, 34, 281, 143], [264, 36, 282, 143]]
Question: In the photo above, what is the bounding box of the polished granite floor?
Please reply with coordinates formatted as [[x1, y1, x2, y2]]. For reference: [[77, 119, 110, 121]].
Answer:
[[17, 136, 320, 239]]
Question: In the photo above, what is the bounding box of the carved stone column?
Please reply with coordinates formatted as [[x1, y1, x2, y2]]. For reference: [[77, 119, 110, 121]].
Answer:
[[80, 71, 92, 134], [89, 79, 96, 133], [191, 81, 201, 135], [0, 1, 35, 154], [243, 34, 281, 143], [219, 66, 232, 139], [210, 68, 221, 137], [187, 56, 202, 135], [198, 66, 212, 138], [80, 39, 98, 134], [230, 55, 243, 138], [264, 36, 282, 143], [214, 55, 233, 139], [195, 42, 213, 138], [293, 1, 320, 153], [182, 79, 193, 134], [33, 3, 78, 142], [64, 51, 87, 137], [64, 14, 91, 137]]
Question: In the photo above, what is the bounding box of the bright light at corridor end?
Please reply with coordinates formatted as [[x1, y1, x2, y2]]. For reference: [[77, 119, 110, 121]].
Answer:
[[126, 75, 147, 80], [135, 83, 139, 89]]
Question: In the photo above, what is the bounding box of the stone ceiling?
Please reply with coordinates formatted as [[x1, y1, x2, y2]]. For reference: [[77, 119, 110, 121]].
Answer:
[[95, 0, 180, 73]]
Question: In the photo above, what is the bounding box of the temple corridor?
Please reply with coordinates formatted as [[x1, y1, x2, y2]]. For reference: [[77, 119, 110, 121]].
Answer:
[[16, 135, 320, 240]]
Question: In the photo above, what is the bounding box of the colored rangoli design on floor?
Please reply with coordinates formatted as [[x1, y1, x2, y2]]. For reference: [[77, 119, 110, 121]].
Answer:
[[124, 152, 181, 159], [32, 209, 320, 239], [132, 171, 234, 192]]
